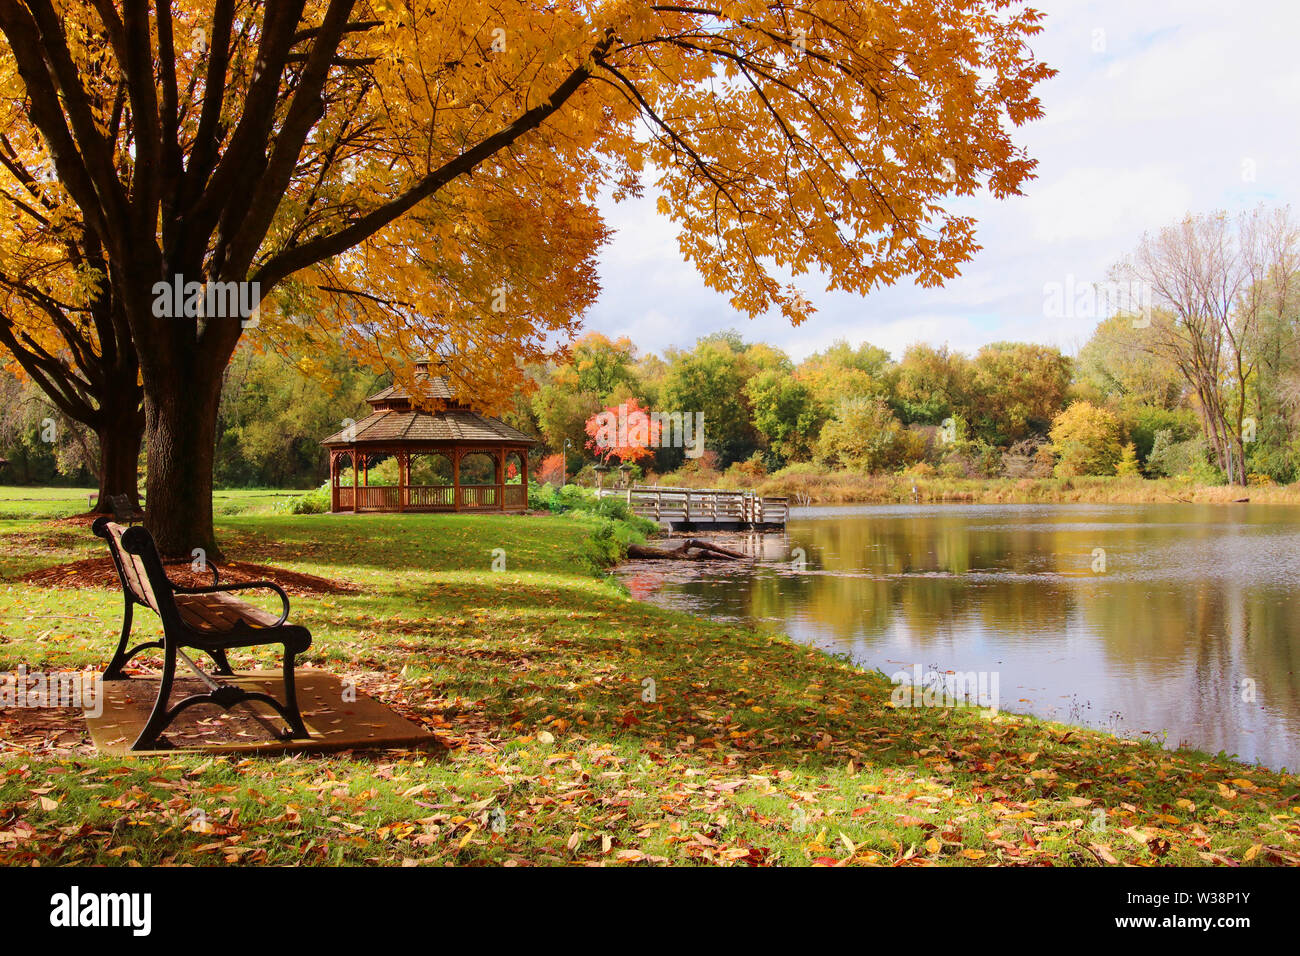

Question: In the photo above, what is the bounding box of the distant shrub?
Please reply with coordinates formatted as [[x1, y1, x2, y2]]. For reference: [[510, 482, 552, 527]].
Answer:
[[1049, 402, 1123, 477], [725, 453, 768, 485], [938, 437, 1002, 479], [1114, 442, 1142, 477], [658, 450, 723, 488], [1244, 440, 1298, 484], [573, 513, 655, 568], [283, 484, 330, 514], [1001, 437, 1054, 479], [815, 397, 925, 473], [1186, 457, 1226, 486], [531, 482, 656, 535], [1122, 405, 1197, 462], [1144, 430, 1179, 477], [537, 453, 566, 486], [768, 461, 827, 478], [1147, 431, 1211, 479]]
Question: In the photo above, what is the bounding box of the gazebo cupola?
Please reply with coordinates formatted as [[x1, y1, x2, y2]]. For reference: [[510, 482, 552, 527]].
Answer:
[[321, 361, 536, 513]]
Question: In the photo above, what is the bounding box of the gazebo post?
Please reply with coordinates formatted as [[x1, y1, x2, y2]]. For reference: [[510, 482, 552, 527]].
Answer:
[[521, 448, 529, 511], [329, 451, 339, 512], [497, 448, 506, 511], [453, 448, 462, 512], [398, 451, 408, 512], [351, 449, 359, 513]]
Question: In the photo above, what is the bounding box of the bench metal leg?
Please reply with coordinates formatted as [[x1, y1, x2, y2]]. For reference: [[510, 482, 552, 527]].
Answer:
[[279, 650, 309, 740], [206, 648, 235, 676], [129, 645, 310, 750], [103, 600, 135, 680], [104, 601, 166, 681], [131, 644, 179, 750]]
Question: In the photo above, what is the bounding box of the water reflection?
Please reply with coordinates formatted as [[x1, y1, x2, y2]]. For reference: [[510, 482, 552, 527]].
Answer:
[[616, 504, 1300, 770]]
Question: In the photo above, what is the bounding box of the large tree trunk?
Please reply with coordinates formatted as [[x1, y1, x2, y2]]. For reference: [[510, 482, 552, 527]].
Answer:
[[143, 369, 223, 560], [91, 402, 144, 514]]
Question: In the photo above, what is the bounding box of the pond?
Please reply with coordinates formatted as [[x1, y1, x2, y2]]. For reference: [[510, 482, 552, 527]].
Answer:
[[615, 503, 1300, 770]]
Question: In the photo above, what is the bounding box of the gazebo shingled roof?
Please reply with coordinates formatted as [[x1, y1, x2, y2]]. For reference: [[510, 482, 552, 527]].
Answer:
[[322, 360, 536, 514], [322, 408, 534, 445]]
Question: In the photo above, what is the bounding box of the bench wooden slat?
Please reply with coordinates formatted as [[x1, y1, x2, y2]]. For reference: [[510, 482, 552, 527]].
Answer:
[[176, 592, 280, 631], [103, 522, 160, 612]]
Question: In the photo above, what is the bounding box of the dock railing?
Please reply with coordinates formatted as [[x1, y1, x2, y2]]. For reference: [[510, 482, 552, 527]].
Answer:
[[597, 484, 789, 526]]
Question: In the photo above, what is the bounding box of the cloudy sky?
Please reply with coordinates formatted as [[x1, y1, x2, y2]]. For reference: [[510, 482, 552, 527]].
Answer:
[[581, 0, 1300, 362]]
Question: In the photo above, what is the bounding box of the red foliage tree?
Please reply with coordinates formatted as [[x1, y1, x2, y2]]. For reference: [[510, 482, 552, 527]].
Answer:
[[584, 399, 661, 465], [537, 453, 566, 485]]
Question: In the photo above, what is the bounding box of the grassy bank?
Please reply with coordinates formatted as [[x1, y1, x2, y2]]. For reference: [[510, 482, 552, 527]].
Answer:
[[2, 502, 1298, 866]]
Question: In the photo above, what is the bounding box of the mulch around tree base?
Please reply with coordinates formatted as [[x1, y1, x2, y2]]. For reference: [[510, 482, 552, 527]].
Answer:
[[21, 556, 358, 597], [54, 512, 136, 527]]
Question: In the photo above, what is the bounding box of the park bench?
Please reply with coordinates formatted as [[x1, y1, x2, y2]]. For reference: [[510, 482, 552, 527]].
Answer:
[[92, 517, 311, 750], [106, 493, 141, 524]]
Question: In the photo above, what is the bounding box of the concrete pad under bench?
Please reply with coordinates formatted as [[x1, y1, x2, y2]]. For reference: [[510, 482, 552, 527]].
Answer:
[[85, 669, 441, 756]]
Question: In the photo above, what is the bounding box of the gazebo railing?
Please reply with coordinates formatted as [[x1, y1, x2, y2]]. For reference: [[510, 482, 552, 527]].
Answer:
[[408, 485, 455, 509], [337, 483, 524, 511], [458, 485, 498, 508], [357, 485, 399, 510]]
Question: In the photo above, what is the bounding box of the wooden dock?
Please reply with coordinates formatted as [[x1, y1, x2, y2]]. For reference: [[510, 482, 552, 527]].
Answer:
[[597, 485, 789, 530]]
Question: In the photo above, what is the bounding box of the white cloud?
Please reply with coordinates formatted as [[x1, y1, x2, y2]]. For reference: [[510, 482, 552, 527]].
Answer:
[[1025, 167, 1193, 244]]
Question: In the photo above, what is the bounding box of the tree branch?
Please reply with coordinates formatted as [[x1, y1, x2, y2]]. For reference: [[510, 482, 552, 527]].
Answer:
[[225, 0, 359, 279], [253, 32, 614, 290]]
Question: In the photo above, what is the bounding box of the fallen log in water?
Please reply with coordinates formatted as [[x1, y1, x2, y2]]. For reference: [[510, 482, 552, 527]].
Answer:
[[626, 537, 749, 561]]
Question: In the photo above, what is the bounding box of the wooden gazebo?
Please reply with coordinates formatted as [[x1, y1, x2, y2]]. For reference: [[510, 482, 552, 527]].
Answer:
[[321, 361, 536, 513]]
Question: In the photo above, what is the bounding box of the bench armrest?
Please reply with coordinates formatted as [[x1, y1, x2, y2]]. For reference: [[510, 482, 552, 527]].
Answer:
[[173, 580, 291, 626]]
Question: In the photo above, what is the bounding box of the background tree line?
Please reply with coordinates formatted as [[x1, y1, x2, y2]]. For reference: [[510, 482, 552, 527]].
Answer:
[[7, 231, 1299, 492], [5, 205, 1295, 493]]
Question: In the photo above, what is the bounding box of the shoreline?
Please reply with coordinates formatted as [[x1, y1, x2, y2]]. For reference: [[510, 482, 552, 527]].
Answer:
[[703, 474, 1300, 507]]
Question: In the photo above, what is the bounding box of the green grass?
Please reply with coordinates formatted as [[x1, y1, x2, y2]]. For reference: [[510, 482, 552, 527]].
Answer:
[[1, 499, 1298, 866], [0, 485, 307, 521], [0, 485, 98, 520]]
